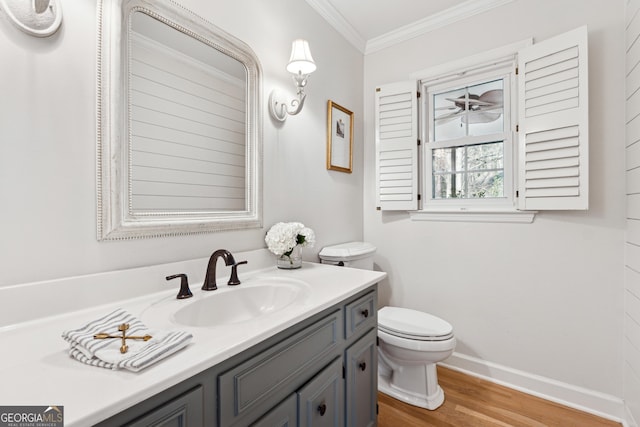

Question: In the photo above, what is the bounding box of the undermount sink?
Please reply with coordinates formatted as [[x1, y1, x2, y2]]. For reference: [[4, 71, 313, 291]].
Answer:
[[172, 277, 311, 327]]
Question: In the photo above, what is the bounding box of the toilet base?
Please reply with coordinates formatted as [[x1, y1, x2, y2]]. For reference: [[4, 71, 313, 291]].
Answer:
[[378, 372, 445, 410]]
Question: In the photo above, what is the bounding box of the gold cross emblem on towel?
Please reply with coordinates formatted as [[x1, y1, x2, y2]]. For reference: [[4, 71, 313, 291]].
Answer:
[[93, 323, 152, 354]]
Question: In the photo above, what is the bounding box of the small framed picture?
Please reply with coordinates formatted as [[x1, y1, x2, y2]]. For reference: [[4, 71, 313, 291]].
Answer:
[[326, 100, 353, 173]]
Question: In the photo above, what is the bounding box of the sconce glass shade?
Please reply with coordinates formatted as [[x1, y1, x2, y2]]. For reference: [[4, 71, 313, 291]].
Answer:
[[286, 39, 316, 75]]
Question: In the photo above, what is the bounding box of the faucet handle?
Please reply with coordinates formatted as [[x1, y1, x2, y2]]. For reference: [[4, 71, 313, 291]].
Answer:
[[166, 274, 193, 299], [228, 260, 248, 286]]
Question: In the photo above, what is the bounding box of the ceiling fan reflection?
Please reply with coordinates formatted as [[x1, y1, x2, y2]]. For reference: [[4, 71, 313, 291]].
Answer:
[[435, 89, 503, 124]]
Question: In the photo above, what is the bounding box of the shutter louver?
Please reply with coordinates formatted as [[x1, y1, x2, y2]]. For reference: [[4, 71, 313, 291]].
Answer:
[[375, 82, 419, 210], [518, 26, 589, 210]]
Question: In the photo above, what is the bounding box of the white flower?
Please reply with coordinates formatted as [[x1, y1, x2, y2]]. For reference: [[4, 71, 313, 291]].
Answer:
[[265, 222, 315, 256], [299, 227, 315, 248]]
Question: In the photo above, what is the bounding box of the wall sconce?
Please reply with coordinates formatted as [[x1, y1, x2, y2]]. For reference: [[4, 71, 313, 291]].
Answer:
[[0, 0, 63, 37], [269, 39, 316, 122]]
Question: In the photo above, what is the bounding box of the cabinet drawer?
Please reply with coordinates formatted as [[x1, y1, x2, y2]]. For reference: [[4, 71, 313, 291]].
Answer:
[[344, 291, 376, 339], [297, 358, 344, 427], [219, 310, 342, 426]]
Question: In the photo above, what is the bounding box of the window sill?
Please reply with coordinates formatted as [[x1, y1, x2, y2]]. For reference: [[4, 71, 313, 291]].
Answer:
[[409, 209, 536, 223]]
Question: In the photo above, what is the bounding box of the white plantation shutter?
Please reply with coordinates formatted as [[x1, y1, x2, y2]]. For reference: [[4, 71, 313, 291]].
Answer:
[[517, 26, 589, 210], [375, 81, 419, 210]]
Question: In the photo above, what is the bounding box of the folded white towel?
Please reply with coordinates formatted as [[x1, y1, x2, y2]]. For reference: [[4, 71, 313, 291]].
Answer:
[[62, 308, 192, 372]]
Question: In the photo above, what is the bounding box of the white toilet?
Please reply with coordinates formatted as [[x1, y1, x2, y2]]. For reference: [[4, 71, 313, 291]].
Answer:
[[319, 242, 456, 410], [377, 306, 455, 409]]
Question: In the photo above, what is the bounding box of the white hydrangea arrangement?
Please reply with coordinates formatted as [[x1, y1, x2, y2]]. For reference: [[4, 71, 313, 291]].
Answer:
[[265, 222, 315, 257]]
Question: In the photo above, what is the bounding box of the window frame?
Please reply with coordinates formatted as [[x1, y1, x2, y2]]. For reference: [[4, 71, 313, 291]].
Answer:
[[420, 65, 516, 211]]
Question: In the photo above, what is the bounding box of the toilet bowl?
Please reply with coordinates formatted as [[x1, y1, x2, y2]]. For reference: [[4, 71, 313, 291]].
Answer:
[[318, 242, 456, 410], [377, 306, 455, 410]]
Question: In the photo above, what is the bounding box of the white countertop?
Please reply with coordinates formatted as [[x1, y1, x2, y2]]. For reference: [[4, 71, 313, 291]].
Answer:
[[0, 259, 385, 426]]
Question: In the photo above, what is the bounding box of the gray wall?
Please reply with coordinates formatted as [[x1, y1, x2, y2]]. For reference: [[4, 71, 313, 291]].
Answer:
[[363, 0, 626, 407], [0, 0, 364, 287]]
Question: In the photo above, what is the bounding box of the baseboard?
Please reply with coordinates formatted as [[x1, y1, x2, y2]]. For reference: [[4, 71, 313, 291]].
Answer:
[[440, 352, 627, 425]]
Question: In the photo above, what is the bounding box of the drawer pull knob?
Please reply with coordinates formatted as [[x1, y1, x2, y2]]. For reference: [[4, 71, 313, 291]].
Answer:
[[361, 309, 369, 318], [359, 361, 367, 371], [318, 403, 327, 416]]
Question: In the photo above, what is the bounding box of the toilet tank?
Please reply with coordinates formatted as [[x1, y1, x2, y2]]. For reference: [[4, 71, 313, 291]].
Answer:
[[318, 242, 376, 270]]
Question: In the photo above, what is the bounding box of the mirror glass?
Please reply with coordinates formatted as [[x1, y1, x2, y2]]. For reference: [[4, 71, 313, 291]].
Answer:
[[97, 0, 262, 240]]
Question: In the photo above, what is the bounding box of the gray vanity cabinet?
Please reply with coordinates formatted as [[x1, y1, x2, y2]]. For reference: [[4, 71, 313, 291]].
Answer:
[[95, 285, 378, 427]]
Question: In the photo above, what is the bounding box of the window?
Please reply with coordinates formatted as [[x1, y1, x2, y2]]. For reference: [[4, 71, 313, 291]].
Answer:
[[424, 70, 513, 209], [374, 26, 589, 221]]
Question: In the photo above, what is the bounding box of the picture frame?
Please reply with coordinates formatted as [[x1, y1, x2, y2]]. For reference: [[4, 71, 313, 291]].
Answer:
[[326, 100, 353, 173]]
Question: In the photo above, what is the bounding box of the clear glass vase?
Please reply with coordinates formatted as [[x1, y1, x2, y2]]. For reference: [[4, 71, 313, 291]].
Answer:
[[277, 245, 302, 269]]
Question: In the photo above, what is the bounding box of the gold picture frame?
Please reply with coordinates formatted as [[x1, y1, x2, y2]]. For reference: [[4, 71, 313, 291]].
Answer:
[[326, 100, 353, 173]]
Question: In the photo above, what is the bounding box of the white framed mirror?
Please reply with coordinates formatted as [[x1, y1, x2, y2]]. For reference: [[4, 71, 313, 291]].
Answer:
[[97, 0, 262, 240]]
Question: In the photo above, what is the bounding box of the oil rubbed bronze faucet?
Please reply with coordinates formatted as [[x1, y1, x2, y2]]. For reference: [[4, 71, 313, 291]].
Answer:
[[166, 273, 193, 299], [202, 249, 247, 291]]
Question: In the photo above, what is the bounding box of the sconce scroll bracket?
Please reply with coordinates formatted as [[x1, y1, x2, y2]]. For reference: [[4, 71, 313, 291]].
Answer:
[[0, 0, 62, 37], [269, 90, 307, 122]]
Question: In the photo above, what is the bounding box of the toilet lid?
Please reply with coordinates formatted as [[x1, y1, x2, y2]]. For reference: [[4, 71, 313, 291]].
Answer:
[[378, 306, 453, 339], [319, 242, 376, 261]]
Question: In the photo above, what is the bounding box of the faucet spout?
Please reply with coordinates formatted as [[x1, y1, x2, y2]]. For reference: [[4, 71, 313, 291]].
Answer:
[[202, 249, 236, 291]]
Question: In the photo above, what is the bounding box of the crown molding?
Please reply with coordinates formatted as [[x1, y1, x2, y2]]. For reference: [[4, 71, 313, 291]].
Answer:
[[304, 0, 367, 53], [305, 0, 515, 55], [366, 0, 516, 54]]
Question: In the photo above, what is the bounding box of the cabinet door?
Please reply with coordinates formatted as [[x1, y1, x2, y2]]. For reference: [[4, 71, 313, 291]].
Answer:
[[251, 394, 297, 427], [345, 329, 377, 427], [298, 358, 344, 427], [124, 385, 203, 427]]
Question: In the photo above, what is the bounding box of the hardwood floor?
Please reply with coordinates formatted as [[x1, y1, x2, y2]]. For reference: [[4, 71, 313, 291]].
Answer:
[[377, 366, 621, 427]]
